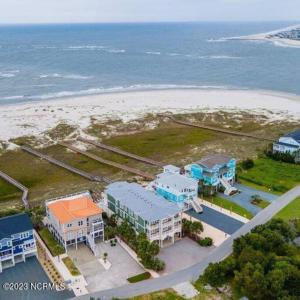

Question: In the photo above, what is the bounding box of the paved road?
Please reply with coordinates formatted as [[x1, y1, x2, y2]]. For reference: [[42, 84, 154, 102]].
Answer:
[[186, 206, 245, 235], [73, 185, 300, 300]]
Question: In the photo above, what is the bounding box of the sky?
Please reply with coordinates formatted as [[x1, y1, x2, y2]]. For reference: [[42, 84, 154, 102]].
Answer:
[[0, 0, 299, 24]]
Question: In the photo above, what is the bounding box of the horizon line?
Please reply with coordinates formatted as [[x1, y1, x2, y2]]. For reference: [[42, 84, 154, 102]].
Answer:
[[0, 20, 299, 27]]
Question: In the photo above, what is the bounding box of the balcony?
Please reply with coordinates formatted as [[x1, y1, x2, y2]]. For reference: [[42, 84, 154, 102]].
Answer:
[[0, 253, 13, 261]]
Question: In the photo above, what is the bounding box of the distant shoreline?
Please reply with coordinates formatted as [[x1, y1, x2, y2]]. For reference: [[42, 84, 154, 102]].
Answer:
[[226, 24, 300, 48], [0, 88, 300, 142]]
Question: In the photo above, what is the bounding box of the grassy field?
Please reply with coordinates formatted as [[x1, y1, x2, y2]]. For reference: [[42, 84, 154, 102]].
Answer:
[[239, 158, 300, 194], [127, 272, 151, 283], [275, 197, 300, 221], [0, 112, 298, 216], [205, 195, 253, 219], [38, 228, 65, 257], [62, 257, 81, 276], [103, 125, 218, 162]]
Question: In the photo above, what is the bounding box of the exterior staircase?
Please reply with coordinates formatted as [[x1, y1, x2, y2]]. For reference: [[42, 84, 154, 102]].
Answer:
[[190, 198, 203, 213], [220, 178, 238, 196], [86, 234, 97, 256]]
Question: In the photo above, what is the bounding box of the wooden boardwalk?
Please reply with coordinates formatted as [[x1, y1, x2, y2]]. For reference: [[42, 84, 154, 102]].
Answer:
[[163, 115, 274, 142], [59, 142, 155, 180], [0, 170, 29, 208], [21, 146, 110, 184], [78, 137, 165, 167]]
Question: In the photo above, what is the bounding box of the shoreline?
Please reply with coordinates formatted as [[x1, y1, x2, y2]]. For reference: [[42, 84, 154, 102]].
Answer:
[[226, 24, 300, 48], [0, 88, 300, 142]]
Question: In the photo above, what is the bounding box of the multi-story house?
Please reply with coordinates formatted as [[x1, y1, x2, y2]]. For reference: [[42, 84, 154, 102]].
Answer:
[[46, 191, 104, 255], [185, 154, 237, 195], [103, 181, 182, 247], [149, 165, 202, 212], [0, 213, 37, 273], [273, 129, 300, 154]]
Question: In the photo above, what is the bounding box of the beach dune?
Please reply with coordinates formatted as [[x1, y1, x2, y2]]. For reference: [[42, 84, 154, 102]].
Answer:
[[0, 88, 300, 141]]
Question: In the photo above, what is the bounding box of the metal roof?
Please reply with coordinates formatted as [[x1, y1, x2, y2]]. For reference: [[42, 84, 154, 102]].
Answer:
[[0, 213, 33, 240], [155, 172, 198, 191], [105, 181, 181, 222], [195, 154, 233, 169], [284, 129, 300, 142]]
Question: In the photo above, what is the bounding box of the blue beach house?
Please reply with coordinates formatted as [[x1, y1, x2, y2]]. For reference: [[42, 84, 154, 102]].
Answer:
[[185, 154, 237, 195], [0, 213, 37, 273], [150, 165, 202, 212]]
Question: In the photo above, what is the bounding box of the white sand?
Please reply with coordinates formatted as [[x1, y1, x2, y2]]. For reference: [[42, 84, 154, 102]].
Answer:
[[227, 24, 300, 48], [0, 88, 300, 141]]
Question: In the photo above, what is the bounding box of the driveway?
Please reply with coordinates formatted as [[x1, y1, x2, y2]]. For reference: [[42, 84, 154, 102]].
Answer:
[[186, 206, 245, 234], [158, 237, 215, 275], [220, 183, 279, 215], [68, 242, 144, 292], [0, 256, 73, 300]]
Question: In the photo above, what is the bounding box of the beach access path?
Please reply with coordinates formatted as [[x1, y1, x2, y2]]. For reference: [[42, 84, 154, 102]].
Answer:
[[73, 185, 300, 300], [0, 170, 29, 208]]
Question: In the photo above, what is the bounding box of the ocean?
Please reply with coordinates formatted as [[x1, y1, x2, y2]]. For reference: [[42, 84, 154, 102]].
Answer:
[[0, 21, 299, 105]]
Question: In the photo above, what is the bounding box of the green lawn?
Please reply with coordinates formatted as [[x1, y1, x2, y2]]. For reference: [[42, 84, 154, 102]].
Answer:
[[239, 158, 300, 194], [38, 228, 65, 257], [127, 272, 151, 283], [62, 256, 81, 276], [275, 197, 300, 221], [205, 195, 253, 220]]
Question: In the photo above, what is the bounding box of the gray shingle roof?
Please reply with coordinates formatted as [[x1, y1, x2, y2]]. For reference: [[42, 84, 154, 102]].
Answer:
[[195, 154, 233, 169], [0, 213, 33, 240], [105, 182, 181, 222]]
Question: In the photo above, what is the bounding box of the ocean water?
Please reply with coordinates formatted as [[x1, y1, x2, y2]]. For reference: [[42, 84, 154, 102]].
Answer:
[[0, 22, 299, 105]]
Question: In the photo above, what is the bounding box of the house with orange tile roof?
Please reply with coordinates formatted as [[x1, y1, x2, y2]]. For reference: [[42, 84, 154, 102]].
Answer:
[[45, 191, 104, 254]]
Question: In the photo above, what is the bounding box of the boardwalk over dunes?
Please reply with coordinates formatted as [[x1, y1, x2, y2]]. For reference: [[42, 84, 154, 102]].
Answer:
[[21, 146, 110, 184], [59, 142, 155, 180], [78, 137, 165, 167], [0, 170, 29, 208], [163, 115, 274, 142]]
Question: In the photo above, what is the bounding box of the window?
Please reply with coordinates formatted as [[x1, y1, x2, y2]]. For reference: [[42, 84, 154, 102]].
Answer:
[[67, 223, 72, 228], [78, 220, 83, 226]]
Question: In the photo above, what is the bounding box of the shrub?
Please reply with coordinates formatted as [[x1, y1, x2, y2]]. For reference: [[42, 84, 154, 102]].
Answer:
[[241, 158, 254, 170], [127, 272, 151, 283], [198, 237, 213, 247]]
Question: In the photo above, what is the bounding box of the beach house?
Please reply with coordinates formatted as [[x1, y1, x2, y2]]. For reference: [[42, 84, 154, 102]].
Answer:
[[185, 154, 237, 195], [46, 191, 104, 255], [149, 165, 202, 212], [273, 129, 300, 154], [0, 213, 37, 273], [104, 181, 182, 247]]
